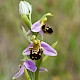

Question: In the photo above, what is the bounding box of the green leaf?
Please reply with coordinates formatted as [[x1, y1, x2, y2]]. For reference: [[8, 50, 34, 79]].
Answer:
[[22, 26, 31, 42], [42, 56, 49, 63], [22, 26, 27, 37], [51, 41, 58, 48]]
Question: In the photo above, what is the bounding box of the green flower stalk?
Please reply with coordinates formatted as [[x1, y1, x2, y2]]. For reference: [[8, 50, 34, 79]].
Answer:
[[13, 1, 58, 80]]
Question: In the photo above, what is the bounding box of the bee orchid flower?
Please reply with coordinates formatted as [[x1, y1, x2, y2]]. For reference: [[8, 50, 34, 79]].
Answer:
[[12, 60, 37, 79], [27, 13, 53, 38], [23, 41, 57, 58], [13, 60, 47, 79]]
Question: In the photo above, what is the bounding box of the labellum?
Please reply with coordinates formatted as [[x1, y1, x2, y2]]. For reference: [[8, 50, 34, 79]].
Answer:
[[42, 24, 53, 34], [29, 47, 43, 60]]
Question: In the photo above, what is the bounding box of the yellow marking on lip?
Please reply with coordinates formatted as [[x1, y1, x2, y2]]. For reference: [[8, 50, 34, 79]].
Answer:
[[39, 53, 41, 55], [32, 56, 34, 59]]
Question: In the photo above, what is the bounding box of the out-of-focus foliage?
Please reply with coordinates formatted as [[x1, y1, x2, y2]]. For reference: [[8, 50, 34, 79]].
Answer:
[[0, 0, 80, 80]]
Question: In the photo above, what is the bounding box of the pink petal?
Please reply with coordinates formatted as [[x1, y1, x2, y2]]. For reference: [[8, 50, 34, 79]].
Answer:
[[12, 65, 24, 79], [41, 42, 57, 56], [39, 67, 48, 72], [24, 60, 37, 72], [27, 30, 31, 35], [43, 49, 57, 56], [31, 20, 41, 32], [23, 43, 33, 55]]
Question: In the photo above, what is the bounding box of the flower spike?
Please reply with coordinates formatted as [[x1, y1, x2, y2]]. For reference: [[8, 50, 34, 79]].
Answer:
[[13, 1, 58, 80]]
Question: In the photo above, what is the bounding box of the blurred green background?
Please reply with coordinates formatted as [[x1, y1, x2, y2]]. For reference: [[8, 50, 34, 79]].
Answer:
[[0, 0, 80, 80]]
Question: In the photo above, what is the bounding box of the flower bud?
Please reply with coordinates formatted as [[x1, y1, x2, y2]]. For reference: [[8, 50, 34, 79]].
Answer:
[[19, 1, 32, 15]]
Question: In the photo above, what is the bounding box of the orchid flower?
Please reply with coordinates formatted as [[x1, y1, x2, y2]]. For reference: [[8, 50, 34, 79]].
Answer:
[[23, 41, 57, 57], [27, 13, 53, 39], [12, 60, 37, 79], [13, 60, 47, 79]]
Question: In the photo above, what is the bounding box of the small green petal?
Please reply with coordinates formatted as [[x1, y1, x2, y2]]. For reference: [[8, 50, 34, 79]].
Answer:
[[44, 13, 53, 16], [40, 13, 53, 23]]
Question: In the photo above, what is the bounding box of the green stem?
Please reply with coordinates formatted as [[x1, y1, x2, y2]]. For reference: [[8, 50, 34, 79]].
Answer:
[[35, 69, 39, 80], [35, 58, 42, 80], [32, 73, 35, 80]]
